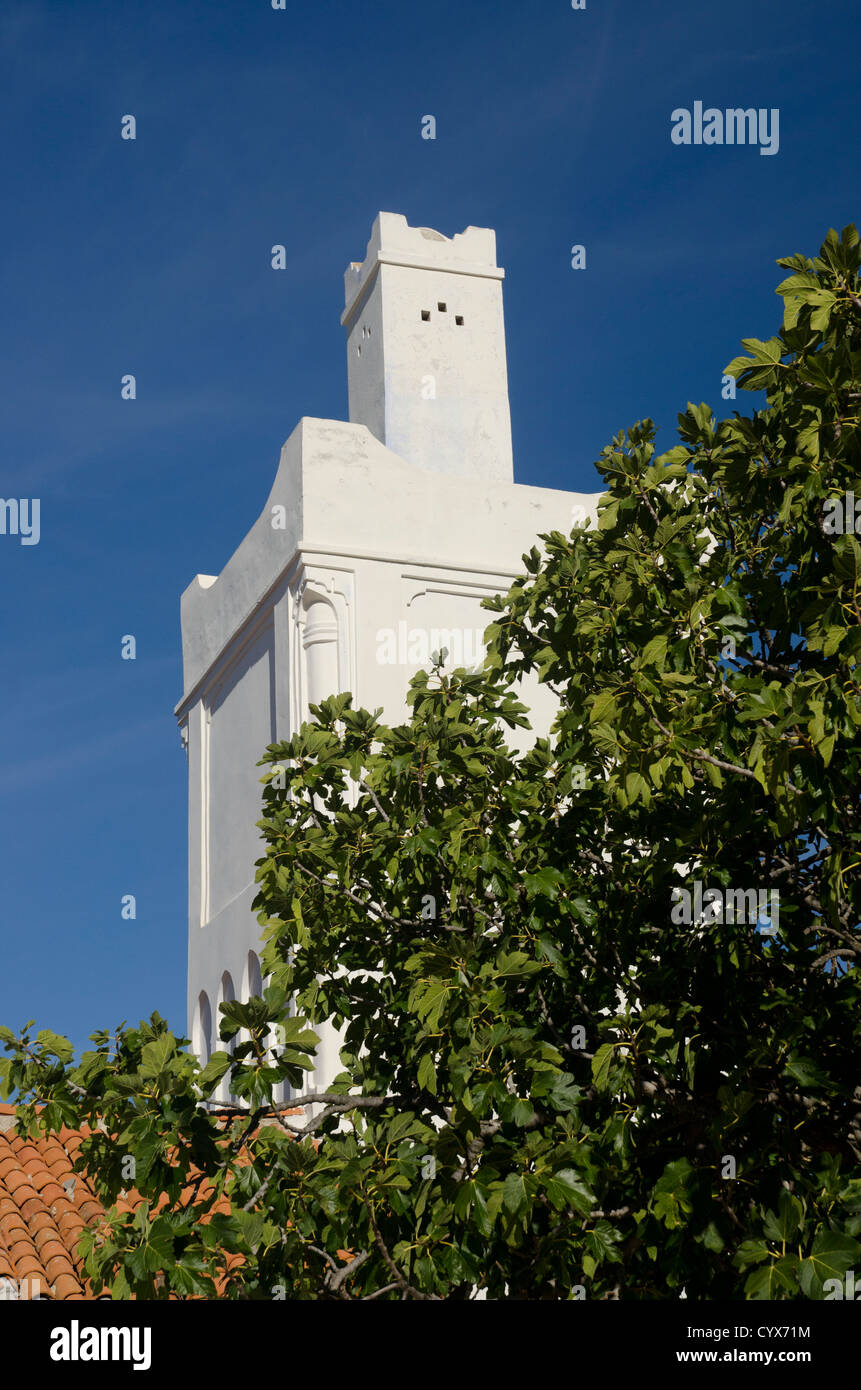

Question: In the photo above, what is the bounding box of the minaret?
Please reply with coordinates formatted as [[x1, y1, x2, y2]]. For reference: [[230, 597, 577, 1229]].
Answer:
[[177, 211, 600, 1090], [341, 212, 514, 483]]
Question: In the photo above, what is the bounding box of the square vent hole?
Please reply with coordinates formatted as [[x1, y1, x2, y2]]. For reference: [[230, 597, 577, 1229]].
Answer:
[[455, 315, 464, 325], [421, 309, 430, 321], [438, 302, 447, 311]]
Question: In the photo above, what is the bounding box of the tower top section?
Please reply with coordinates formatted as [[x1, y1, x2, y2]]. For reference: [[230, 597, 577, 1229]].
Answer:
[[342, 213, 503, 325], [341, 213, 514, 483]]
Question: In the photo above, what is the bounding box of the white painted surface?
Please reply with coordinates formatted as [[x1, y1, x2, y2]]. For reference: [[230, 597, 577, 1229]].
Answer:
[[343, 213, 513, 483]]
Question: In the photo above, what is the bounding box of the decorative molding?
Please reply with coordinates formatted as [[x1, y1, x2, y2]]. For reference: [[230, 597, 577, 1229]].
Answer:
[[404, 575, 503, 609], [288, 562, 356, 727], [199, 702, 210, 929]]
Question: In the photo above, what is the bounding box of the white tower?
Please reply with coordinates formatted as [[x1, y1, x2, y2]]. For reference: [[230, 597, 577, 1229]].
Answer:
[[342, 212, 514, 482], [176, 213, 601, 1100]]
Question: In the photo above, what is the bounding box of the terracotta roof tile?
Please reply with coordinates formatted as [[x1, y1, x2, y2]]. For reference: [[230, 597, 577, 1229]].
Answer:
[[2, 1225, 28, 1253], [57, 1216, 84, 1244], [45, 1253, 76, 1281], [29, 1212, 55, 1239], [43, 1137, 70, 1157], [53, 1273, 83, 1300], [30, 1168, 59, 1192], [36, 1236, 69, 1263], [15, 1146, 44, 1169]]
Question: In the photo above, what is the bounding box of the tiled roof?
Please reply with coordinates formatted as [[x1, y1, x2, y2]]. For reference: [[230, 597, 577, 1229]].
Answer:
[[0, 1102, 303, 1300], [0, 1104, 100, 1299]]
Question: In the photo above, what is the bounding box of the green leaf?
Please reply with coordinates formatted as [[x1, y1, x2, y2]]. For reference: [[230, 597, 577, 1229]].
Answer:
[[198, 1051, 231, 1088], [589, 691, 618, 724], [763, 1191, 803, 1243], [36, 1030, 75, 1064], [745, 1261, 796, 1299], [139, 1034, 175, 1078], [638, 634, 668, 669], [417, 1052, 437, 1094], [591, 1043, 615, 1092], [783, 1056, 827, 1089], [547, 1169, 594, 1215], [503, 1172, 527, 1216], [798, 1232, 861, 1298]]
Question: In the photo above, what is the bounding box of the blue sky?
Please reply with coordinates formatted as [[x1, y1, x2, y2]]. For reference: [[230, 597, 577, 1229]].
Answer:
[[0, 0, 858, 1059]]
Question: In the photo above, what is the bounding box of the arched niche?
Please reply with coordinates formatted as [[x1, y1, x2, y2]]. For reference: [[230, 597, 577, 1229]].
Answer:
[[301, 594, 339, 710], [243, 950, 263, 1001], [193, 990, 212, 1066], [216, 971, 236, 1104]]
